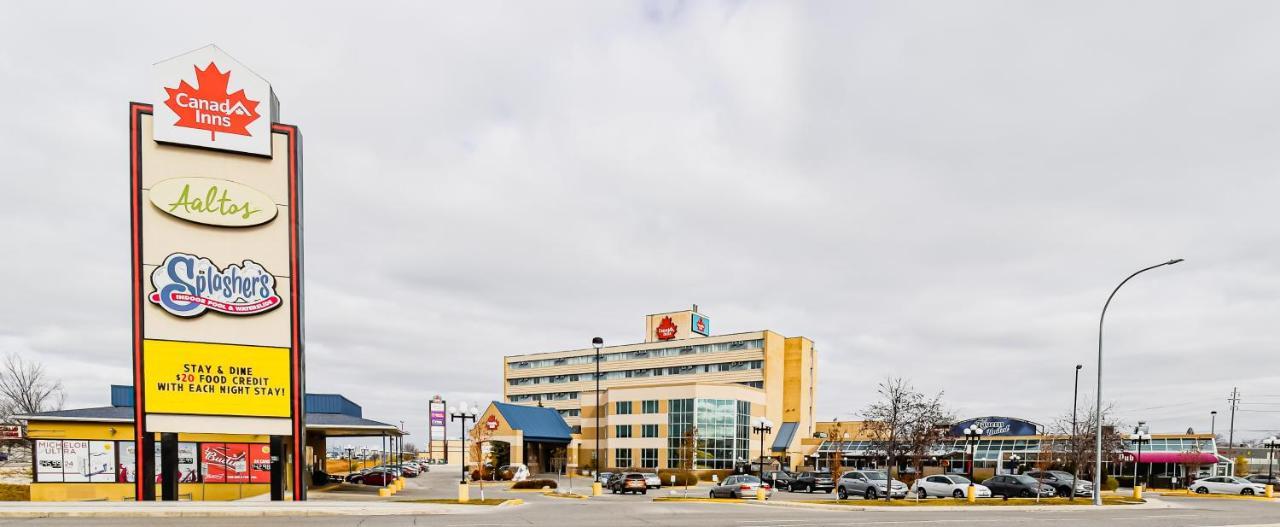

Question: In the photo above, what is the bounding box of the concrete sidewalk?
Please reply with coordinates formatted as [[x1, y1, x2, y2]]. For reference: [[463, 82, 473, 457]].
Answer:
[[0, 500, 514, 518]]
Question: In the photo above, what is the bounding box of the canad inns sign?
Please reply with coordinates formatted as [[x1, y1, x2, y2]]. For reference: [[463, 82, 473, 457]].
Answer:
[[131, 44, 303, 501]]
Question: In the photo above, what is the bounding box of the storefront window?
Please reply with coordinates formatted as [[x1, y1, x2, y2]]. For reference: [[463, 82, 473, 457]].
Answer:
[[35, 440, 117, 483]]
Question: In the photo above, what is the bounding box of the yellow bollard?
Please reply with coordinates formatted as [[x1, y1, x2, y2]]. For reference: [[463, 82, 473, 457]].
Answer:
[[378, 487, 392, 497], [757, 487, 766, 501], [458, 482, 470, 503], [592, 482, 603, 496], [967, 484, 976, 503], [1132, 484, 1142, 500], [1267, 484, 1273, 499]]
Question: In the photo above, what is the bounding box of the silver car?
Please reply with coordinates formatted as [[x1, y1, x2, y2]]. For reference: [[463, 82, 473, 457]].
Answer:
[[709, 474, 773, 499], [838, 470, 909, 500]]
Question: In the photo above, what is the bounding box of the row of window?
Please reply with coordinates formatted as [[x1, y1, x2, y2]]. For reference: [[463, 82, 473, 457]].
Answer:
[[556, 409, 580, 417], [509, 360, 764, 386], [613, 400, 660, 415], [508, 339, 765, 370], [507, 391, 579, 403], [815, 438, 1219, 458], [613, 448, 661, 469], [614, 424, 660, 438]]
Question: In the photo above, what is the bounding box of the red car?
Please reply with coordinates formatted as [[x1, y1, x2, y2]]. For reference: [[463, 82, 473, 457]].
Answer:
[[356, 469, 396, 486]]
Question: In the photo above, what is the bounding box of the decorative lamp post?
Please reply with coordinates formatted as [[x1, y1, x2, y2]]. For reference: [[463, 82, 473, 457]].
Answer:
[[1128, 425, 1151, 491], [963, 425, 984, 488], [753, 418, 774, 481], [1262, 436, 1279, 494], [450, 402, 479, 502], [1010, 454, 1021, 475], [1093, 258, 1182, 506], [344, 444, 356, 477]]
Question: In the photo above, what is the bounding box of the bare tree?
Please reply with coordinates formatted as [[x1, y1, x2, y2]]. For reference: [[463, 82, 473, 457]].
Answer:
[[1045, 399, 1125, 497], [862, 377, 925, 501], [0, 353, 65, 422], [903, 391, 953, 482]]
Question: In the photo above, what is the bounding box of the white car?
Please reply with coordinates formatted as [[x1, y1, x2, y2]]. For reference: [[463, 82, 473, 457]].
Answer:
[[910, 474, 992, 499], [1189, 476, 1267, 496]]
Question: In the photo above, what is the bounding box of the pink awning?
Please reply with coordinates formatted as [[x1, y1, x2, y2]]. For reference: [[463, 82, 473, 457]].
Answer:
[[1123, 452, 1218, 464]]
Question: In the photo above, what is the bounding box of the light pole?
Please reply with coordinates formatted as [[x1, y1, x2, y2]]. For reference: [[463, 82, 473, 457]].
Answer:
[[1210, 410, 1217, 438], [1071, 364, 1083, 501], [592, 337, 604, 496], [752, 418, 774, 481], [450, 401, 479, 500], [1010, 454, 1021, 475], [1093, 258, 1183, 505], [963, 425, 984, 490], [345, 444, 356, 478], [1129, 424, 1151, 491]]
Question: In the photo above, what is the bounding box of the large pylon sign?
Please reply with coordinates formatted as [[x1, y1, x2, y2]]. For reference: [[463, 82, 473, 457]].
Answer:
[[130, 44, 305, 501]]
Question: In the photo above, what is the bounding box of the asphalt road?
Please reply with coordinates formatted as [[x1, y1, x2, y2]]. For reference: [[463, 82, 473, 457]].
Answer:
[[1, 470, 1274, 526]]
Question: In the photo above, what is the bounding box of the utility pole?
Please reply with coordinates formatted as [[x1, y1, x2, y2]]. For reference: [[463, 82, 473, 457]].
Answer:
[[1227, 388, 1240, 448]]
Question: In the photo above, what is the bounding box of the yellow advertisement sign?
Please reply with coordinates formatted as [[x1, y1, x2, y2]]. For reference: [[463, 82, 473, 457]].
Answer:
[[143, 340, 290, 417]]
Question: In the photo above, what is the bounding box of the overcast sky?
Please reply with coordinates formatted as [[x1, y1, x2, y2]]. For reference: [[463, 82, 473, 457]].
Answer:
[[3, 1, 1279, 448]]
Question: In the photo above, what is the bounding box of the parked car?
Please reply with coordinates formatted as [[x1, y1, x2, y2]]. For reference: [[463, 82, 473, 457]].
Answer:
[[909, 474, 991, 499], [1245, 474, 1280, 487], [356, 469, 397, 486], [762, 470, 796, 491], [596, 471, 614, 484], [981, 474, 1057, 498], [709, 474, 772, 499], [394, 464, 418, 477], [789, 471, 834, 493], [1024, 470, 1093, 497], [837, 470, 909, 500], [1190, 476, 1268, 495], [641, 472, 662, 489], [609, 472, 650, 494]]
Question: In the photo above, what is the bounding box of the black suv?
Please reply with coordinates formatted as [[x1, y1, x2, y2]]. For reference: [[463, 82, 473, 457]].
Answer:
[[789, 471, 834, 493], [761, 470, 795, 491]]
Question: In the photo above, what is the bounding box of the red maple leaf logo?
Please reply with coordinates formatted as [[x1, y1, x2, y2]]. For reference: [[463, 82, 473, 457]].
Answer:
[[656, 316, 678, 340], [163, 62, 261, 141]]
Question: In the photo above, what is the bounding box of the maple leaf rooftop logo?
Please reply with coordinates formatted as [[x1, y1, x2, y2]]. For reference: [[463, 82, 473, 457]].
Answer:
[[163, 62, 261, 141]]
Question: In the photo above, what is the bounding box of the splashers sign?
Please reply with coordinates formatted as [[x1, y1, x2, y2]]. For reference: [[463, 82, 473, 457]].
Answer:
[[149, 253, 281, 317]]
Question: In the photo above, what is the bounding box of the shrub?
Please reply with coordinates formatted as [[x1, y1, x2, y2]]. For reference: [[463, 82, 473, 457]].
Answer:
[[657, 470, 698, 487], [512, 479, 557, 490], [497, 468, 515, 481], [700, 469, 733, 482], [1104, 476, 1119, 491], [470, 469, 481, 481]]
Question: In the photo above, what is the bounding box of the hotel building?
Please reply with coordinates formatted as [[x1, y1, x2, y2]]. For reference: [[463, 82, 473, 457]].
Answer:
[[499, 307, 817, 472]]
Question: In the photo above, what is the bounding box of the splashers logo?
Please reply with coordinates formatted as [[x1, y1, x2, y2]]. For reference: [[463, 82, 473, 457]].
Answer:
[[163, 62, 261, 141], [148, 253, 281, 317]]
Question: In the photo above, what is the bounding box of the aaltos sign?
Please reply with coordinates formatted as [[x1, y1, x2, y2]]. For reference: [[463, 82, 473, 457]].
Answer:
[[149, 177, 278, 227], [148, 252, 281, 317], [153, 45, 278, 157], [655, 316, 678, 340]]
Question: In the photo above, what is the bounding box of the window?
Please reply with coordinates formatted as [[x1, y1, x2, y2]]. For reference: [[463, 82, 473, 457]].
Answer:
[[642, 400, 659, 414], [615, 425, 633, 438], [640, 448, 658, 468], [615, 401, 633, 415], [642, 424, 659, 438], [615, 448, 632, 468]]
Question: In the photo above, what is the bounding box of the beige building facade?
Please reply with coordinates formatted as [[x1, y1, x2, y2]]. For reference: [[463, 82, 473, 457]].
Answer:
[[502, 308, 817, 471]]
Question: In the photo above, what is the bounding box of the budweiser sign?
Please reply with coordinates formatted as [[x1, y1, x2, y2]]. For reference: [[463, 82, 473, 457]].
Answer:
[[204, 446, 247, 473]]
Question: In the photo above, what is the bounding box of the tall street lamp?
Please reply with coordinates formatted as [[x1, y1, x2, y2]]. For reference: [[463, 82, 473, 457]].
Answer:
[[344, 444, 356, 478], [753, 418, 774, 480], [1210, 410, 1217, 438], [1093, 258, 1182, 506], [592, 337, 604, 496], [450, 402, 479, 487], [1129, 424, 1151, 491], [1071, 364, 1083, 501]]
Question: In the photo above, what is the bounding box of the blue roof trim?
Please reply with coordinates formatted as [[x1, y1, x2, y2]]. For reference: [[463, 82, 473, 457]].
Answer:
[[771, 422, 798, 451], [493, 402, 572, 443]]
